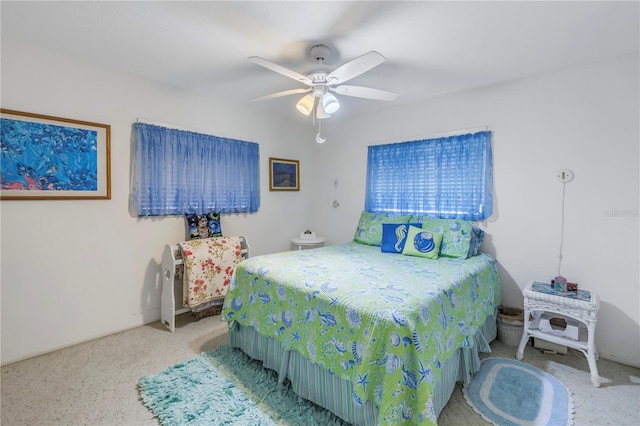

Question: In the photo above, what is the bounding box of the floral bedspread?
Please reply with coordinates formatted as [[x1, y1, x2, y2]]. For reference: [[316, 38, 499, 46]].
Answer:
[[178, 236, 242, 309], [221, 242, 500, 425]]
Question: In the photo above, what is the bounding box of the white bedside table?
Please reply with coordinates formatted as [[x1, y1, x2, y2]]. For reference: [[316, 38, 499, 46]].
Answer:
[[291, 237, 325, 250], [516, 280, 601, 387]]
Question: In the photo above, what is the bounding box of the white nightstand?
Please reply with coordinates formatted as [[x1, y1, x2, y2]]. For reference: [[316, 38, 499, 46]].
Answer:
[[516, 280, 600, 387], [291, 237, 325, 250]]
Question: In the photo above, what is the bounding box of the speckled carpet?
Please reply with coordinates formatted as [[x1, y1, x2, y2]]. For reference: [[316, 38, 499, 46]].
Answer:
[[3, 314, 639, 426]]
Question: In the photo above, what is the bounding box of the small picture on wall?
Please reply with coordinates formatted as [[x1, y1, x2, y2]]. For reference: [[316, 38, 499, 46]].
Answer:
[[269, 157, 299, 191]]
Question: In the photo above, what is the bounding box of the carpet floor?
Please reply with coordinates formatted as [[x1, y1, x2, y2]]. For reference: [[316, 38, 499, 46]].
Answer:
[[2, 312, 639, 425]]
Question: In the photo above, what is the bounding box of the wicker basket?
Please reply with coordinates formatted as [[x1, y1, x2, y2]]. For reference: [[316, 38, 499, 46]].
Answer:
[[497, 306, 524, 346], [191, 303, 223, 319]]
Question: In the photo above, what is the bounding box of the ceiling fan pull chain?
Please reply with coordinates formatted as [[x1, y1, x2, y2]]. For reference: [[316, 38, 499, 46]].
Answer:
[[312, 101, 317, 126], [316, 119, 326, 144]]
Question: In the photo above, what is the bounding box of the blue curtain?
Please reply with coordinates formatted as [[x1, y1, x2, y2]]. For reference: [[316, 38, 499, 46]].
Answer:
[[365, 131, 493, 220], [132, 123, 260, 216]]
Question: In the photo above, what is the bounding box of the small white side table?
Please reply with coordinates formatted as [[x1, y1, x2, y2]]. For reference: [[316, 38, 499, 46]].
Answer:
[[291, 237, 325, 250], [516, 280, 601, 387]]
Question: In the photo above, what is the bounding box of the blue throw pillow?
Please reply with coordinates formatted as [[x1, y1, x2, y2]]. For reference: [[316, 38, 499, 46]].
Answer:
[[381, 223, 422, 253]]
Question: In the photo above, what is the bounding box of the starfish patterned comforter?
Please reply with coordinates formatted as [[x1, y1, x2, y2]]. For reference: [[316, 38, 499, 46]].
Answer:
[[221, 241, 500, 425]]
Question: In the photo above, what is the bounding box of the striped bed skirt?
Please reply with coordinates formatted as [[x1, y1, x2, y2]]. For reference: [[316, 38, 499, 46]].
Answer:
[[228, 310, 497, 425]]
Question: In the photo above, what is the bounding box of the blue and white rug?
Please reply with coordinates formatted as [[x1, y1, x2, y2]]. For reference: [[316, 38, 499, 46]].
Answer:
[[463, 358, 574, 426]]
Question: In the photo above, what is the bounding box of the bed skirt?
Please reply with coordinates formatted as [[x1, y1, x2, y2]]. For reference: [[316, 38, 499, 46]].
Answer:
[[227, 309, 497, 425]]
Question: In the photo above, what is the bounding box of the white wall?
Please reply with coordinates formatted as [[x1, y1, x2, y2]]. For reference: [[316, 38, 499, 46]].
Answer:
[[2, 36, 638, 368], [0, 39, 318, 364], [312, 53, 640, 367]]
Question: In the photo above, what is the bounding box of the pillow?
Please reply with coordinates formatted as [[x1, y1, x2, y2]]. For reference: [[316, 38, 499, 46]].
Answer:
[[402, 225, 443, 259], [381, 223, 422, 253], [409, 215, 473, 258], [353, 211, 412, 246], [185, 212, 222, 239], [467, 225, 486, 257]]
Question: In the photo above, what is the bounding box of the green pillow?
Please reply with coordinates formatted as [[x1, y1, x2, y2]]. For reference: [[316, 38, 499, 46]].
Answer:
[[354, 211, 412, 246], [402, 225, 443, 259], [409, 216, 473, 258]]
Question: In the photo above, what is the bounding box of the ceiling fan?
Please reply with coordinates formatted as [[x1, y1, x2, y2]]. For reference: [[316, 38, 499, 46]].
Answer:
[[249, 44, 399, 120]]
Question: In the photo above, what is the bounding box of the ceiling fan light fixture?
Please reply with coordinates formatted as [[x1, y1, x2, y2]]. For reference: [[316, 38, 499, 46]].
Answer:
[[316, 104, 331, 119], [322, 92, 340, 114], [249, 46, 398, 122], [296, 94, 314, 115]]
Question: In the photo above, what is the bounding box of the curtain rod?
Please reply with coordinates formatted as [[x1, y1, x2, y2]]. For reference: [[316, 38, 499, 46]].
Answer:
[[372, 125, 490, 146], [136, 117, 211, 134], [135, 117, 254, 143]]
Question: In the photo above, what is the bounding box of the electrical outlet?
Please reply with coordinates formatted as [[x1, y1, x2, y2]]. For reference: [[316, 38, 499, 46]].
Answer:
[[557, 169, 574, 183]]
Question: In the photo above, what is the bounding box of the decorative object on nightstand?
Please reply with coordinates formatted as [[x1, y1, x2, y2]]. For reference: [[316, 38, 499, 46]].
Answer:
[[516, 280, 601, 387], [292, 230, 325, 250], [299, 229, 316, 239]]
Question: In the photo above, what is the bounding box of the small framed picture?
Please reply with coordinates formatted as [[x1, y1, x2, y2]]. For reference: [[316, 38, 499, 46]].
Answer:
[[0, 109, 111, 200], [269, 157, 299, 191]]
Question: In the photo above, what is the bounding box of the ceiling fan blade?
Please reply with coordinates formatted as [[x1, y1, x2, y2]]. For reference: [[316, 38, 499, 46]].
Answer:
[[248, 56, 312, 85], [250, 88, 311, 102], [326, 51, 386, 85], [332, 85, 399, 101]]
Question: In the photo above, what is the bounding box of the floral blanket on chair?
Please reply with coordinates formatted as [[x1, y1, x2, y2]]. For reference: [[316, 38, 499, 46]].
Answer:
[[178, 236, 243, 310]]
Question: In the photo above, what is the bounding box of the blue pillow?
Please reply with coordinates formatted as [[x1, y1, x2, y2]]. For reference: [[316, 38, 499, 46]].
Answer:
[[381, 223, 422, 253]]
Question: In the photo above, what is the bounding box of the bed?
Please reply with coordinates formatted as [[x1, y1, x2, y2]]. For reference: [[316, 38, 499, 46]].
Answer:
[[221, 213, 501, 425]]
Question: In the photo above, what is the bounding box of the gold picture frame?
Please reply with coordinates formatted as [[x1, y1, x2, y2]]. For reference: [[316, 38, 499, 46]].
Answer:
[[0, 109, 111, 200], [269, 157, 299, 191]]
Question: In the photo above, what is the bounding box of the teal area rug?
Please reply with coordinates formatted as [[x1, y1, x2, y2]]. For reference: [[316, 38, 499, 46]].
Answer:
[[463, 358, 574, 426], [138, 345, 346, 426]]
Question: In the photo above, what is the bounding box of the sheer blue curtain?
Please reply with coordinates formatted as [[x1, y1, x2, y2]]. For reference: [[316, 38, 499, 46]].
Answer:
[[132, 123, 260, 216], [365, 131, 493, 220]]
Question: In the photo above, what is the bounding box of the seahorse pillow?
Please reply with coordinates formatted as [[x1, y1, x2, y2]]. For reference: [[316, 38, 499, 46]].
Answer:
[[402, 225, 443, 259], [381, 223, 422, 253]]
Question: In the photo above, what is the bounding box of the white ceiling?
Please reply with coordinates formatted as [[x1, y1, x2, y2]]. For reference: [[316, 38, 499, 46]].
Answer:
[[2, 1, 638, 122]]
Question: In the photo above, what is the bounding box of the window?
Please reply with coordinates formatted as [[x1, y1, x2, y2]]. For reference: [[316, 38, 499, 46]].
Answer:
[[132, 123, 260, 216], [365, 131, 493, 220]]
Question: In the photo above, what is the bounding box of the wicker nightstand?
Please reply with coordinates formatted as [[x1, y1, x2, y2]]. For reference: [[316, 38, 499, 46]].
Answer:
[[516, 280, 601, 387]]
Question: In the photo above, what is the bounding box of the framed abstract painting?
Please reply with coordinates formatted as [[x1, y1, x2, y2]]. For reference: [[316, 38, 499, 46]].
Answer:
[[0, 109, 111, 200], [269, 157, 299, 191]]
